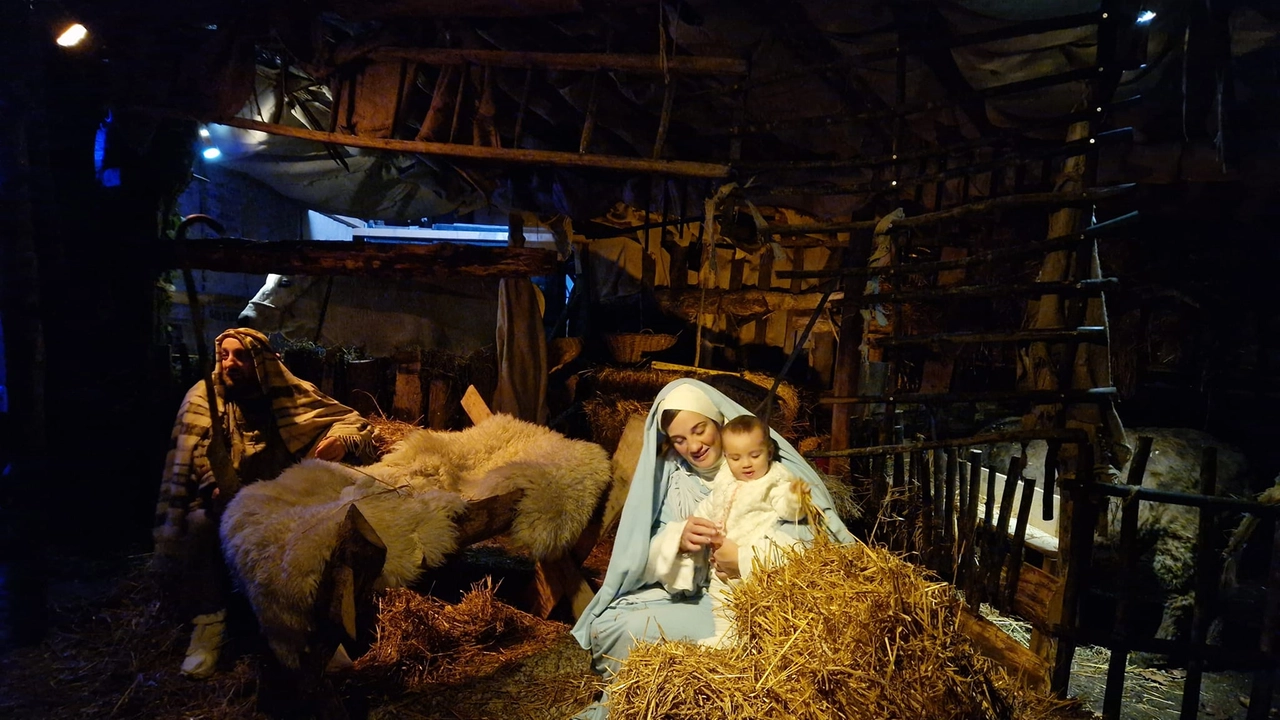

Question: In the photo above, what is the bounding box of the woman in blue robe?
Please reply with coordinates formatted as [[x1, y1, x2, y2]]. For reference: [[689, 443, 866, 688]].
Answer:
[[570, 379, 854, 717]]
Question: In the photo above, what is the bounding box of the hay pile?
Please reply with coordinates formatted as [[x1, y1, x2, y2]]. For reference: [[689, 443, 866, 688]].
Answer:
[[0, 556, 266, 720], [607, 541, 1081, 720], [352, 582, 567, 690], [583, 367, 802, 453]]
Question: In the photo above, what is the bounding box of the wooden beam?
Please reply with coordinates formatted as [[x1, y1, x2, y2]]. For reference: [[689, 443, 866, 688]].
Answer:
[[762, 186, 1134, 238], [777, 211, 1139, 274], [160, 237, 557, 279], [805, 428, 1088, 459], [819, 387, 1118, 406], [364, 48, 748, 76], [653, 287, 838, 323], [214, 117, 732, 178]]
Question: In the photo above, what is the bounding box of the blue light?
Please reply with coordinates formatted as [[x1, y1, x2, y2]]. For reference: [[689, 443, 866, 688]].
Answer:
[[1136, 10, 1156, 24], [100, 168, 121, 187], [202, 147, 222, 160]]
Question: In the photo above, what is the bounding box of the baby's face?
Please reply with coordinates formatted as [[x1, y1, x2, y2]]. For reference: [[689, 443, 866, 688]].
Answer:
[[723, 428, 771, 482]]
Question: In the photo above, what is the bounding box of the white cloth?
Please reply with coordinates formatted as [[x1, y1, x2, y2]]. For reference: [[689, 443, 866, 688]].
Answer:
[[691, 461, 806, 647], [654, 383, 724, 426]]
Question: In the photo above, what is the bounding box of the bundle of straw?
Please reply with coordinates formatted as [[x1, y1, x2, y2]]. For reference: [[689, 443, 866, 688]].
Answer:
[[352, 581, 564, 690], [366, 413, 421, 456], [607, 540, 1080, 720]]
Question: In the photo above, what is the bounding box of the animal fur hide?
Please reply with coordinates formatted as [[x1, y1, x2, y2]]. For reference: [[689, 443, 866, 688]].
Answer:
[[220, 414, 611, 668]]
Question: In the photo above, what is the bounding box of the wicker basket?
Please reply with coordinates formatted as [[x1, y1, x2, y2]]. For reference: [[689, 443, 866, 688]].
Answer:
[[604, 331, 678, 363]]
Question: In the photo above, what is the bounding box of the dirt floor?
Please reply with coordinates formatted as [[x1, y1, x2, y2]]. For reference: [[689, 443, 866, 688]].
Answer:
[[2, 548, 1276, 720]]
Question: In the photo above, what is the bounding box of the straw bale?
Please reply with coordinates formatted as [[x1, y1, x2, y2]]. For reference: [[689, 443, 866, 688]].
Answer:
[[586, 367, 801, 445], [607, 540, 1084, 720], [582, 397, 651, 455]]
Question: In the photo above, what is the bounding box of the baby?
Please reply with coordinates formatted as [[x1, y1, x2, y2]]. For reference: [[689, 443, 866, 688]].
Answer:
[[695, 413, 809, 648]]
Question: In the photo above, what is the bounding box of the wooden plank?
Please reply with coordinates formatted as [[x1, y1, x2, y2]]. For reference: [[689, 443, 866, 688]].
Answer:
[[1011, 562, 1062, 630], [364, 47, 749, 76], [958, 608, 1050, 692], [165, 237, 557, 279], [215, 117, 732, 178], [528, 555, 597, 620], [461, 384, 493, 425], [1004, 471, 1039, 607], [989, 453, 1026, 602]]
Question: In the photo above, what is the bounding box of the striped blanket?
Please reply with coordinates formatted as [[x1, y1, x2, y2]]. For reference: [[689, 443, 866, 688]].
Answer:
[[153, 328, 374, 565]]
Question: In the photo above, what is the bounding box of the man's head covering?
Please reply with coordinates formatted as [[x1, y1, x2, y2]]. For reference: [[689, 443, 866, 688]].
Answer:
[[212, 327, 364, 456], [571, 378, 854, 648], [653, 383, 723, 430]]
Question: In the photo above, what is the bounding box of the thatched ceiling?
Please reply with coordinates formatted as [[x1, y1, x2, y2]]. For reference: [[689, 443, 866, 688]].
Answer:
[[66, 0, 1280, 222]]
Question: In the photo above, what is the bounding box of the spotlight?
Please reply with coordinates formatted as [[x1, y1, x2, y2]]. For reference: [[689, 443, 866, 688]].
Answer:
[[56, 23, 87, 47], [1136, 10, 1156, 24], [202, 147, 222, 160], [198, 127, 210, 138]]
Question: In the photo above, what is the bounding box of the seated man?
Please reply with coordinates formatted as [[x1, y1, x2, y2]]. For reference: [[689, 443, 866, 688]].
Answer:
[[153, 327, 375, 678]]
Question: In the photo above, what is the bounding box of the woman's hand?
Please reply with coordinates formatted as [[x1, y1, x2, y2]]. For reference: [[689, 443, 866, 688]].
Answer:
[[680, 516, 721, 553], [712, 539, 741, 581]]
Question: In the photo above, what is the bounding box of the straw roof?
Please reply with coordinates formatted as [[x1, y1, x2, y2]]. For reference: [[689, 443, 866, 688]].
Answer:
[[607, 540, 1084, 720]]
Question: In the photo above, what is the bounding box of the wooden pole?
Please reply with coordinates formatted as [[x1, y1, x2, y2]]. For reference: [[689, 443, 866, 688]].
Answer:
[[363, 47, 748, 75], [215, 117, 732, 178], [1102, 435, 1155, 720], [1180, 446, 1220, 719]]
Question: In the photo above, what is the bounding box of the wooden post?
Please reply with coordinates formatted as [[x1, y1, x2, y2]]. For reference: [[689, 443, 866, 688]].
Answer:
[[427, 378, 450, 430], [1103, 435, 1155, 720], [1246, 517, 1280, 720], [392, 352, 423, 423], [1180, 446, 1220, 719]]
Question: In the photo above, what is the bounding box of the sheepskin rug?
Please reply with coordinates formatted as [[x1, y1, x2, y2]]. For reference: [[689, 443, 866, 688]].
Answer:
[[220, 414, 612, 668]]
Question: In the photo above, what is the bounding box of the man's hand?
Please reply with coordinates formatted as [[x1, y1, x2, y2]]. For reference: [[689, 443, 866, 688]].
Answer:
[[680, 516, 722, 553], [712, 539, 741, 581], [312, 436, 347, 462]]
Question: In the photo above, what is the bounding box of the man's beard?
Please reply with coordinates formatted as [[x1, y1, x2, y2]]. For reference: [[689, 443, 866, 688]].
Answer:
[[222, 370, 262, 400]]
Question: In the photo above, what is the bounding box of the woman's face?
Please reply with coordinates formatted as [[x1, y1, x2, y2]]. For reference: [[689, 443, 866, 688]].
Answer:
[[664, 410, 723, 470]]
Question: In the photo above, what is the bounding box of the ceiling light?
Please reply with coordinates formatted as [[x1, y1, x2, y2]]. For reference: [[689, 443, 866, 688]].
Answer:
[[1136, 10, 1156, 24], [202, 147, 222, 160], [56, 23, 87, 47], [198, 127, 210, 138]]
